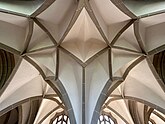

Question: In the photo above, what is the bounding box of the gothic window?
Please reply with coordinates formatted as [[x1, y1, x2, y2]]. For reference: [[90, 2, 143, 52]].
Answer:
[[97, 114, 115, 124], [53, 113, 70, 124]]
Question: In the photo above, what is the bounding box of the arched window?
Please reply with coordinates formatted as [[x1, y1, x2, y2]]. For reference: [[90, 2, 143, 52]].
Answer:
[[97, 114, 116, 124], [53, 113, 70, 124]]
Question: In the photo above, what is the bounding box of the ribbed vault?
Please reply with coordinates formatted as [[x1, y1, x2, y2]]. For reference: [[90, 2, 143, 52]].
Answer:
[[0, 0, 165, 124]]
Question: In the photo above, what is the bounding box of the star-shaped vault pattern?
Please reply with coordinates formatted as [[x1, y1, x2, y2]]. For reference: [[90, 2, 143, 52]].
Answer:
[[0, 0, 165, 124]]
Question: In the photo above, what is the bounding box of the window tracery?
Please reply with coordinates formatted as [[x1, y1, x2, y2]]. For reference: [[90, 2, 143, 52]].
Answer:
[[97, 114, 116, 124], [53, 113, 70, 124]]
